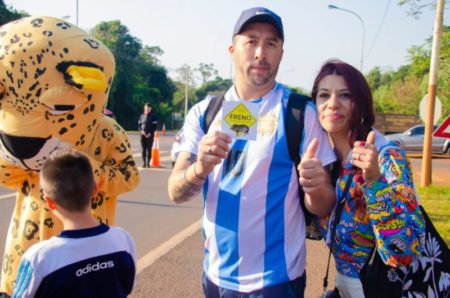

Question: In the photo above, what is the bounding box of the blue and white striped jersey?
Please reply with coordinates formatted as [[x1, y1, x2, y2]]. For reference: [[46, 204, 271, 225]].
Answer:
[[178, 83, 336, 292], [12, 224, 136, 298]]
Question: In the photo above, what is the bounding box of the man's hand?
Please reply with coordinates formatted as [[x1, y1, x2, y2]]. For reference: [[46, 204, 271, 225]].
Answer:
[[351, 131, 380, 186], [298, 138, 327, 195], [195, 131, 232, 179], [168, 131, 231, 204], [298, 138, 335, 217]]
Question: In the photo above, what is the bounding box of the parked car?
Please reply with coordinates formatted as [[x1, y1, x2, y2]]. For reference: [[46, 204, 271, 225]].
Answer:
[[385, 124, 450, 154], [170, 130, 183, 167]]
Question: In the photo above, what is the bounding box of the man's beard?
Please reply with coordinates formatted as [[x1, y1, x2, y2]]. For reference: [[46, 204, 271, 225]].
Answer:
[[247, 60, 280, 86]]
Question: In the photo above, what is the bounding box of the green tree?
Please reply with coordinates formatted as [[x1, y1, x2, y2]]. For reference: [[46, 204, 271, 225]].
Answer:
[[195, 77, 232, 100], [140, 45, 164, 65], [398, 0, 450, 18], [195, 63, 219, 84], [397, 1, 450, 119], [91, 20, 175, 129], [0, 0, 27, 25], [366, 67, 383, 91], [171, 65, 197, 113], [91, 21, 142, 129], [407, 45, 430, 76], [369, 25, 449, 119]]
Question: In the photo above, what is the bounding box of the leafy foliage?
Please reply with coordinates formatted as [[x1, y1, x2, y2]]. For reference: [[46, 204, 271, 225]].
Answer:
[[0, 0, 28, 25], [170, 64, 232, 125], [195, 77, 233, 103], [398, 0, 450, 18], [369, 26, 450, 121], [91, 20, 175, 130], [195, 63, 219, 85]]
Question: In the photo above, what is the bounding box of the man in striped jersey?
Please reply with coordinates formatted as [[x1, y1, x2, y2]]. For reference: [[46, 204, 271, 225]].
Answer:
[[168, 7, 336, 297]]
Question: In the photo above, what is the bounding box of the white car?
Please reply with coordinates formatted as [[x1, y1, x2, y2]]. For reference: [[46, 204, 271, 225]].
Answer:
[[170, 130, 183, 167]]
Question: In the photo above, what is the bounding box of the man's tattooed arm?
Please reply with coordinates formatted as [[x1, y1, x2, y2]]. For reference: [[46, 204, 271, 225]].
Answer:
[[168, 152, 205, 203]]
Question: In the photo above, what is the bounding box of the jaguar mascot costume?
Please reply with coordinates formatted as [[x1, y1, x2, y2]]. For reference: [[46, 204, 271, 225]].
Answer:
[[0, 17, 140, 295]]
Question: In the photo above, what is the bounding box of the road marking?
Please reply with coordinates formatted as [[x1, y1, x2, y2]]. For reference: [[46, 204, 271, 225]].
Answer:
[[136, 219, 201, 274], [0, 193, 15, 200]]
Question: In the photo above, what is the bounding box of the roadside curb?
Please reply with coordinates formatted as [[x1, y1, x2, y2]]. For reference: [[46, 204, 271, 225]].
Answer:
[[407, 153, 449, 159]]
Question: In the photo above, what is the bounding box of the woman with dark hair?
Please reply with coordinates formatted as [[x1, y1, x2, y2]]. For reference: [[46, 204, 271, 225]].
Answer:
[[310, 60, 425, 297]]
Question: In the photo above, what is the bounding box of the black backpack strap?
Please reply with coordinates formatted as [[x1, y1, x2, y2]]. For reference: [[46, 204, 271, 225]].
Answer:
[[285, 93, 310, 165], [202, 93, 225, 134], [285, 93, 314, 225]]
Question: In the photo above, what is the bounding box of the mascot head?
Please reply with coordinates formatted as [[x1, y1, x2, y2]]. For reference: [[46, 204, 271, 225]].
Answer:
[[0, 16, 115, 171]]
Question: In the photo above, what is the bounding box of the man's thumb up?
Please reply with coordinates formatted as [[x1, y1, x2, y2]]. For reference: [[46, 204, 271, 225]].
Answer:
[[304, 138, 319, 159]]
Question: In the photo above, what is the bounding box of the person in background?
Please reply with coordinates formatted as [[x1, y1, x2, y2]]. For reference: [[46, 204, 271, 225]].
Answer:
[[168, 7, 336, 297], [310, 59, 425, 297], [103, 108, 116, 119], [138, 103, 158, 168], [12, 149, 136, 298]]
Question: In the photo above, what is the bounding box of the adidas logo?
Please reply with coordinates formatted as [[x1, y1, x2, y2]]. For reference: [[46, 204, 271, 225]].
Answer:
[[75, 261, 114, 277]]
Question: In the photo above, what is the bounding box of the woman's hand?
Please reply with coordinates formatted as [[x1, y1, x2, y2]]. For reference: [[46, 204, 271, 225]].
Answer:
[[351, 131, 381, 186]]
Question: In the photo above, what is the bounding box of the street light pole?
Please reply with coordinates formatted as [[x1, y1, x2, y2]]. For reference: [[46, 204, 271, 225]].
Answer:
[[328, 4, 365, 72], [76, 0, 79, 26]]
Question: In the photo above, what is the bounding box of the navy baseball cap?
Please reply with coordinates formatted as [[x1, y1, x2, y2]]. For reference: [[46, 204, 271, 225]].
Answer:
[[233, 7, 284, 40]]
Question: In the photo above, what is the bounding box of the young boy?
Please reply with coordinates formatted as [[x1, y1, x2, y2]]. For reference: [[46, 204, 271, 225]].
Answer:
[[12, 149, 136, 298]]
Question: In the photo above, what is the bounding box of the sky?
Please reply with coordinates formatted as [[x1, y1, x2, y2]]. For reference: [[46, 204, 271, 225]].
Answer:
[[5, 0, 450, 91]]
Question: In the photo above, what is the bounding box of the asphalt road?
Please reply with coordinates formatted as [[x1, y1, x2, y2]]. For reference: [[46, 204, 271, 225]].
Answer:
[[131, 230, 336, 298]]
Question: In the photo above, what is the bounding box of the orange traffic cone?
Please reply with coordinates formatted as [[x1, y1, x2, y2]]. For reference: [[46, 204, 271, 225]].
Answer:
[[162, 123, 166, 136], [150, 131, 161, 167]]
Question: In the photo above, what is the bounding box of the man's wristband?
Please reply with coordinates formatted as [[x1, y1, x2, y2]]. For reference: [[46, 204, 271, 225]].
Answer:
[[193, 163, 207, 181]]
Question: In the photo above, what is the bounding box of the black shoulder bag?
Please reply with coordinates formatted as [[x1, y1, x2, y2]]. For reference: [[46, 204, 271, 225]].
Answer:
[[360, 205, 450, 298]]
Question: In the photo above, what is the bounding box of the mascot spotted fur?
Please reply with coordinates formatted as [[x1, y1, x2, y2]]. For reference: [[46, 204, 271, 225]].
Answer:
[[0, 17, 140, 294]]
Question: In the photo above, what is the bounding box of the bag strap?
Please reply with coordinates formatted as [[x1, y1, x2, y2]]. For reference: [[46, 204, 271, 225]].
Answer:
[[322, 173, 354, 295], [285, 93, 313, 226], [285, 93, 310, 165]]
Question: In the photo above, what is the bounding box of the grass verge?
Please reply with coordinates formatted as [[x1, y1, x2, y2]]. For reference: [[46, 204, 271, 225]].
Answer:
[[417, 185, 450, 247]]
